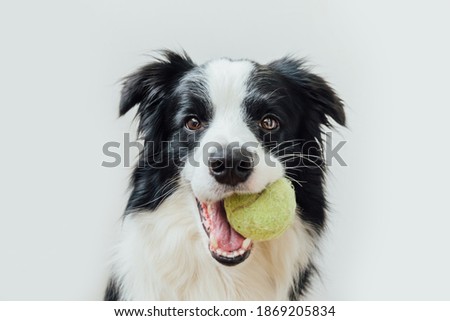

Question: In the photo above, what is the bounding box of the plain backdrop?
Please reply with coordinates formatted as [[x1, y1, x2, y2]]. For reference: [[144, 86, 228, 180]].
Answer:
[[1, 0, 449, 300]]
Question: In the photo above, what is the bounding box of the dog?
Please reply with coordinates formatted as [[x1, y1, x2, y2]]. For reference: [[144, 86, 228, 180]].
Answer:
[[105, 50, 345, 300]]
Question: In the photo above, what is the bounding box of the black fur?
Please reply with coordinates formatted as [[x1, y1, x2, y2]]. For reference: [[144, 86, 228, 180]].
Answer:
[[289, 265, 316, 300], [246, 59, 344, 234], [104, 278, 121, 301], [119, 51, 196, 213]]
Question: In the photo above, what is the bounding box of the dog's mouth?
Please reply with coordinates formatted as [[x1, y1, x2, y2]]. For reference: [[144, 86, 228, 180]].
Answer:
[[197, 200, 253, 266]]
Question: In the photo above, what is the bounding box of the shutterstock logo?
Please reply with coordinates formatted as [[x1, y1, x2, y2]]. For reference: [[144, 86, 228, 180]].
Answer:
[[101, 132, 347, 168]]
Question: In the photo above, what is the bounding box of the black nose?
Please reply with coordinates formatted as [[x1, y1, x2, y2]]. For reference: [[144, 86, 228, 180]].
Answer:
[[208, 147, 255, 186]]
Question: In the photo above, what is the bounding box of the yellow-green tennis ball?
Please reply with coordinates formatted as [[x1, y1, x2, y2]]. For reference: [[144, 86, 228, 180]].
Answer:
[[224, 178, 296, 241]]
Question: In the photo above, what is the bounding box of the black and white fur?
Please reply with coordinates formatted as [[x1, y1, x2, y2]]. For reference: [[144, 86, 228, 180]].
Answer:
[[105, 51, 345, 300]]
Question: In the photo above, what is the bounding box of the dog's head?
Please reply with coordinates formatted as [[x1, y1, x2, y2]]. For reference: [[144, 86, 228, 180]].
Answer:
[[119, 50, 345, 266]]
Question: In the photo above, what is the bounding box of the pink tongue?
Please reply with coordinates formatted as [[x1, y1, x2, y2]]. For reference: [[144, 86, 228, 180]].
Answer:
[[210, 201, 245, 252]]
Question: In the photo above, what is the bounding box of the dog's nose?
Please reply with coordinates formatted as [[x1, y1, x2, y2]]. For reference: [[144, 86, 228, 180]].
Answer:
[[208, 147, 255, 186]]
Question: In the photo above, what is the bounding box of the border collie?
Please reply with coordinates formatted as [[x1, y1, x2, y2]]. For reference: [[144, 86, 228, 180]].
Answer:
[[105, 50, 345, 300]]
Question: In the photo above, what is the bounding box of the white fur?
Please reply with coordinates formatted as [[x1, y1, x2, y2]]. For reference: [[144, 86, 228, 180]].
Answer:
[[111, 186, 316, 300]]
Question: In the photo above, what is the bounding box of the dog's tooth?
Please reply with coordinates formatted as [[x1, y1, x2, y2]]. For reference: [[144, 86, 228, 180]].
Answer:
[[238, 249, 245, 255], [216, 249, 223, 255], [242, 238, 252, 250], [233, 251, 238, 257], [210, 235, 218, 249]]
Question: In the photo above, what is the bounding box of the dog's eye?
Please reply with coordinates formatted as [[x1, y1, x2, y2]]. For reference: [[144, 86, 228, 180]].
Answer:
[[259, 116, 279, 131], [185, 117, 203, 131]]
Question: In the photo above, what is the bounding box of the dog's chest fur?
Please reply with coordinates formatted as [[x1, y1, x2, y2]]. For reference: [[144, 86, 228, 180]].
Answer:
[[111, 188, 315, 300]]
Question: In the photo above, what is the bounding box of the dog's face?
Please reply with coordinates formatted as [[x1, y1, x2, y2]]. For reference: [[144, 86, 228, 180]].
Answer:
[[180, 59, 284, 203], [119, 51, 345, 266]]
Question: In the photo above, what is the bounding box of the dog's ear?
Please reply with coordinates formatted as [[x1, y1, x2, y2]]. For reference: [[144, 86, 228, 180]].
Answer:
[[119, 50, 195, 117], [268, 57, 345, 127]]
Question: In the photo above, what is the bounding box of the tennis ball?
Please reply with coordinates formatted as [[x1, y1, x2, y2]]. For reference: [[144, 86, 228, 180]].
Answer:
[[224, 178, 296, 241]]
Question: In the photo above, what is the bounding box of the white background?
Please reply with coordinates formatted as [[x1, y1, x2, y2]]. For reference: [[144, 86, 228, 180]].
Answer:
[[1, 0, 449, 300]]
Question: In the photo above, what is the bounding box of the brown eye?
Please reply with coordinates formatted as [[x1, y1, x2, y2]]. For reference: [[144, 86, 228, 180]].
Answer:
[[185, 117, 203, 131], [259, 116, 279, 131]]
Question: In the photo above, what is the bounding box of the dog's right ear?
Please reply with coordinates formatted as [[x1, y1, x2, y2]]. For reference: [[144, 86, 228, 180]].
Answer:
[[119, 50, 195, 117], [268, 57, 345, 128]]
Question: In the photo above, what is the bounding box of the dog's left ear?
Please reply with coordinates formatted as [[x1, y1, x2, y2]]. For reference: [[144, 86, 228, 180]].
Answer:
[[119, 50, 195, 117], [269, 57, 345, 127], [118, 50, 195, 139]]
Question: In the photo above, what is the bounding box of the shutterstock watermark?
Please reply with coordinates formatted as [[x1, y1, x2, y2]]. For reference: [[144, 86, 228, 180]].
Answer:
[[101, 132, 347, 168]]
